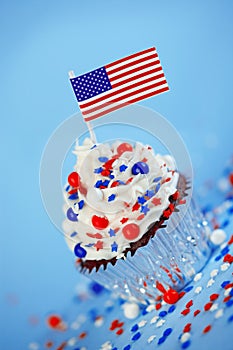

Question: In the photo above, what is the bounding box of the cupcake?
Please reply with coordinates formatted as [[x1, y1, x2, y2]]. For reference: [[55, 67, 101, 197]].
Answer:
[[63, 137, 211, 303]]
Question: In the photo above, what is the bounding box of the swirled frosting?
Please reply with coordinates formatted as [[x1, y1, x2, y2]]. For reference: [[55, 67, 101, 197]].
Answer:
[[63, 138, 179, 261]]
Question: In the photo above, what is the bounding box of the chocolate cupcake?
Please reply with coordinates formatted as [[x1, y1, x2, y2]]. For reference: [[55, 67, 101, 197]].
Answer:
[[63, 138, 211, 303]]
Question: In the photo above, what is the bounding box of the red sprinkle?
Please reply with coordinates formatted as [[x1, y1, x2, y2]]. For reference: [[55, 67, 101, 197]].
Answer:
[[223, 254, 233, 264], [116, 328, 124, 335], [183, 323, 192, 333], [224, 283, 233, 290], [101, 169, 111, 176], [194, 309, 201, 317], [228, 235, 233, 245], [210, 293, 219, 301], [224, 295, 231, 303], [178, 291, 186, 299], [47, 315, 62, 329], [163, 289, 180, 304], [120, 217, 129, 224], [229, 173, 233, 186], [181, 308, 190, 316], [203, 325, 212, 334], [79, 332, 87, 339], [204, 302, 213, 311], [186, 300, 193, 308], [132, 202, 140, 211], [156, 303, 162, 310]]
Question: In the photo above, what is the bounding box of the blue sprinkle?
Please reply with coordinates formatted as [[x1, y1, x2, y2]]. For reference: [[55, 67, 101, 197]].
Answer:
[[111, 241, 118, 252], [85, 243, 95, 247], [109, 174, 115, 179], [202, 204, 212, 214], [138, 196, 146, 204], [221, 281, 230, 288], [89, 282, 105, 295], [112, 348, 118, 350], [145, 190, 155, 198], [221, 219, 230, 228], [95, 180, 103, 188], [153, 176, 162, 182], [68, 192, 78, 200], [142, 308, 148, 315], [155, 182, 161, 193], [70, 231, 78, 237], [215, 255, 222, 261], [226, 194, 233, 201], [65, 184, 70, 191], [74, 243, 86, 258], [123, 345, 131, 350], [221, 246, 230, 256], [108, 228, 116, 237], [159, 310, 167, 317], [141, 204, 150, 214], [228, 314, 233, 323], [119, 164, 128, 172], [226, 300, 233, 307], [182, 340, 191, 349], [94, 167, 103, 174], [106, 305, 114, 313], [163, 328, 172, 337], [228, 206, 233, 214], [78, 200, 84, 209], [131, 324, 139, 332], [118, 180, 125, 185], [168, 305, 176, 313], [102, 179, 110, 187], [108, 194, 116, 202], [98, 156, 108, 162], [132, 332, 141, 341], [90, 144, 97, 149], [184, 285, 193, 292], [158, 336, 166, 345]]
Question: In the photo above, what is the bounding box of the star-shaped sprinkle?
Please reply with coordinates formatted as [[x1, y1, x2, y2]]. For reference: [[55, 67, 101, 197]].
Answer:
[[108, 194, 116, 202], [153, 176, 162, 183], [138, 196, 146, 204], [141, 204, 150, 215], [94, 167, 103, 174], [78, 200, 85, 209], [119, 164, 128, 172], [94, 241, 103, 251], [152, 197, 162, 206], [111, 241, 118, 252], [108, 228, 116, 237]]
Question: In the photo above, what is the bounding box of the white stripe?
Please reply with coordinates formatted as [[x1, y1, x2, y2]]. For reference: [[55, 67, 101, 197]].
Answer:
[[106, 57, 161, 78], [81, 81, 168, 118], [111, 65, 162, 85], [81, 77, 166, 112], [79, 66, 163, 107], [106, 49, 157, 72], [111, 69, 164, 89]]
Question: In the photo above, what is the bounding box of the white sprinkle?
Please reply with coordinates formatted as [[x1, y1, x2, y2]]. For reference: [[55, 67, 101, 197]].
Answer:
[[180, 332, 191, 343], [224, 287, 232, 296], [215, 308, 224, 319], [138, 320, 147, 328], [210, 229, 227, 245], [146, 304, 155, 313], [67, 337, 76, 346], [123, 302, 140, 319], [95, 316, 104, 327], [71, 321, 80, 330], [221, 263, 230, 271], [194, 272, 203, 282], [207, 278, 215, 288], [210, 269, 219, 278], [210, 303, 218, 312], [100, 341, 112, 350], [28, 343, 39, 350], [156, 319, 166, 327], [147, 335, 156, 344], [195, 286, 203, 294], [150, 315, 159, 324]]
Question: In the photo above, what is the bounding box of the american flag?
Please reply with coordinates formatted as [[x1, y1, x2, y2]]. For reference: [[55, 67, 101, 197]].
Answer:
[[70, 47, 169, 122]]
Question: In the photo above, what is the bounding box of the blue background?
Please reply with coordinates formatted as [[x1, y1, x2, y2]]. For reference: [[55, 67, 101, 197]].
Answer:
[[1, 0, 233, 349]]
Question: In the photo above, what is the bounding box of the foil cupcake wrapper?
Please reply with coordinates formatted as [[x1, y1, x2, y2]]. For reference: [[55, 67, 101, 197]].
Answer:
[[79, 197, 212, 304]]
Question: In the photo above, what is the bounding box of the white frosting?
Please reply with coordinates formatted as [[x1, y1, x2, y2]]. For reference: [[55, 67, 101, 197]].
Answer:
[[63, 138, 179, 261]]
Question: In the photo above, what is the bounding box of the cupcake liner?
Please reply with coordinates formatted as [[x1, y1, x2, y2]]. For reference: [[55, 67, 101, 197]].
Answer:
[[78, 196, 211, 304]]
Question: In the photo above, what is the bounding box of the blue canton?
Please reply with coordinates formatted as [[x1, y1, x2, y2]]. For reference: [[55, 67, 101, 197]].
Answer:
[[70, 67, 112, 102]]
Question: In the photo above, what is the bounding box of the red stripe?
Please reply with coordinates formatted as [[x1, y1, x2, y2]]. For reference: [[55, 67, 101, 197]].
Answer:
[[109, 60, 161, 82], [106, 52, 158, 75], [80, 71, 165, 109], [112, 67, 163, 89], [105, 47, 156, 69], [81, 79, 167, 116], [84, 86, 169, 122]]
